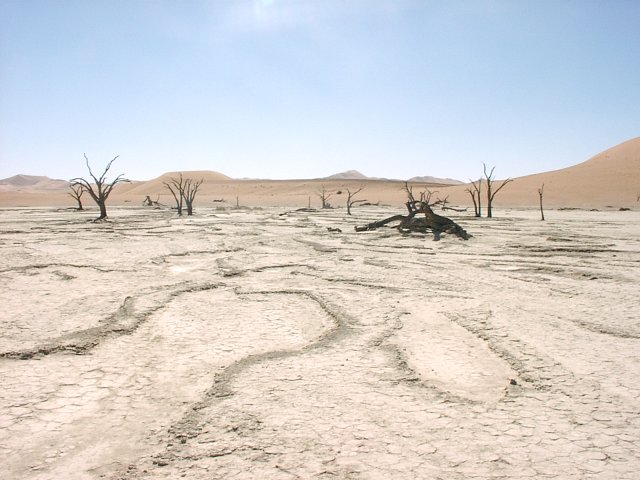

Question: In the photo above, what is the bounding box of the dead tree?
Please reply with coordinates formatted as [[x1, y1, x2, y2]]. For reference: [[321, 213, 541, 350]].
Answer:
[[483, 164, 513, 218], [346, 187, 366, 215], [317, 185, 334, 209], [163, 174, 204, 216], [164, 174, 185, 215], [437, 194, 467, 213], [465, 178, 482, 217], [142, 195, 163, 207], [68, 184, 84, 210], [183, 178, 203, 215], [355, 183, 470, 241], [70, 154, 129, 220], [538, 183, 545, 221]]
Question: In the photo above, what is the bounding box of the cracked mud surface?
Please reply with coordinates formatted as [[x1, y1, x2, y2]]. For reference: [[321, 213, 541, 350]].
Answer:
[[1, 206, 639, 479]]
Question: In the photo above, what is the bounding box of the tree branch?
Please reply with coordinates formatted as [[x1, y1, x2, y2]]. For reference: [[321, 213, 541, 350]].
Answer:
[[490, 177, 514, 200]]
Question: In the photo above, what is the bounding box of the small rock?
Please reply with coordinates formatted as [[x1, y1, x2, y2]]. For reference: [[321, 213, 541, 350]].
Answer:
[[510, 379, 518, 386]]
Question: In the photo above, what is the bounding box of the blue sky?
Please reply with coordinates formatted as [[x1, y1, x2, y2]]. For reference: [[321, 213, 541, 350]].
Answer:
[[1, 0, 638, 181]]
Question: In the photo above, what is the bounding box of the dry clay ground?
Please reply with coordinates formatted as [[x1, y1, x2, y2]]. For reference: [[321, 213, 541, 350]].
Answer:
[[0, 205, 639, 480]]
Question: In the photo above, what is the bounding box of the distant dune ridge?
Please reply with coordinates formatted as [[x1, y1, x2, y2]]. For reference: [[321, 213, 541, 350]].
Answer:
[[0, 174, 69, 191], [124, 170, 232, 196], [324, 170, 370, 180], [441, 136, 640, 208], [325, 171, 463, 185], [0, 136, 638, 208], [407, 176, 464, 185]]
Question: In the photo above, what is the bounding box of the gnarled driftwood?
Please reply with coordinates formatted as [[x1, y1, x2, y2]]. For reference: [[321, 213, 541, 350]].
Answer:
[[355, 184, 471, 241]]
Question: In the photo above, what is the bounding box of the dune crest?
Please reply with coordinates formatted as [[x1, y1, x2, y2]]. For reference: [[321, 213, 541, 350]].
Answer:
[[1, 137, 638, 208]]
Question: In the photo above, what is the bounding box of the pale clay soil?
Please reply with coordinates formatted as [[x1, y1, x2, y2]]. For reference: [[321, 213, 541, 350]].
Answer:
[[0, 205, 639, 479]]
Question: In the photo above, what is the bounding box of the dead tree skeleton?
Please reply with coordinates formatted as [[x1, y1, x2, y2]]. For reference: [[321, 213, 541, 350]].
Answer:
[[317, 185, 334, 209], [355, 183, 471, 241], [164, 174, 185, 215], [346, 187, 366, 215], [142, 195, 164, 207], [465, 178, 482, 217], [538, 183, 545, 221], [483, 163, 513, 218], [68, 184, 84, 210], [70, 154, 129, 220], [183, 178, 204, 215], [163, 174, 203, 216]]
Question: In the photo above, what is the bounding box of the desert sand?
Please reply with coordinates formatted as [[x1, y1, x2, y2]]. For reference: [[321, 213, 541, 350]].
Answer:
[[1, 203, 639, 479], [1, 137, 639, 479], [1, 137, 639, 211]]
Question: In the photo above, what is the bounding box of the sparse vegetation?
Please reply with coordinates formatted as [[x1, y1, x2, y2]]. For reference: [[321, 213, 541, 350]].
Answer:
[[142, 195, 162, 207], [355, 183, 470, 241], [163, 173, 204, 216], [183, 178, 203, 215], [164, 174, 185, 215], [538, 183, 545, 221], [68, 184, 84, 211], [483, 163, 513, 218], [465, 178, 482, 217], [70, 154, 129, 220], [317, 185, 334, 209], [346, 186, 366, 215]]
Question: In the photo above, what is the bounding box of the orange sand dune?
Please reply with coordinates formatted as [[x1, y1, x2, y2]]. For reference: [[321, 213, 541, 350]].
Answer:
[[440, 137, 640, 209], [125, 171, 232, 196], [1, 137, 638, 209]]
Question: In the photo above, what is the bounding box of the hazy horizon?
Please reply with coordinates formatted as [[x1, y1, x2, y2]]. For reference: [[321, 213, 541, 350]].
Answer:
[[1, 1, 639, 182], [0, 167, 464, 183]]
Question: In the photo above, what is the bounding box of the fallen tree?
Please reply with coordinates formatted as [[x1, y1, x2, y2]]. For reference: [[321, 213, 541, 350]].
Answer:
[[355, 184, 471, 241]]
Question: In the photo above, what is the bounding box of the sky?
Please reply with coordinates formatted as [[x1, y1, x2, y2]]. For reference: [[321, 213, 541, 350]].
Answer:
[[1, 0, 639, 182]]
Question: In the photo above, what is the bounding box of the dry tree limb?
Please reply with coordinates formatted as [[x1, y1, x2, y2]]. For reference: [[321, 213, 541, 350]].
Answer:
[[68, 184, 84, 210], [483, 163, 513, 218], [70, 154, 129, 220], [346, 186, 366, 215], [538, 183, 545, 221], [355, 183, 471, 241]]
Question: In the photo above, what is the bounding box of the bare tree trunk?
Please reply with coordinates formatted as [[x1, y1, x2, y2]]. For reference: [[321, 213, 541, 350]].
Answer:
[[164, 174, 184, 215], [466, 188, 478, 217], [355, 183, 471, 240], [98, 201, 108, 220], [467, 178, 482, 217], [68, 185, 84, 210], [70, 154, 129, 221], [354, 215, 406, 231], [538, 184, 545, 221], [183, 178, 203, 216], [483, 164, 512, 218], [346, 187, 365, 215], [318, 185, 333, 209]]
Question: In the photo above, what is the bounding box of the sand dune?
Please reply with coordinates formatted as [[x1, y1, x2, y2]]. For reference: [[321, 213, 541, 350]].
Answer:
[[324, 170, 370, 180], [440, 136, 640, 208], [1, 137, 638, 209], [0, 174, 69, 192], [125, 170, 232, 196]]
